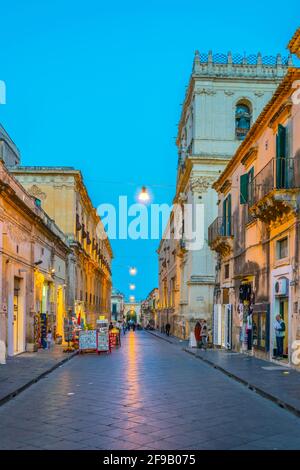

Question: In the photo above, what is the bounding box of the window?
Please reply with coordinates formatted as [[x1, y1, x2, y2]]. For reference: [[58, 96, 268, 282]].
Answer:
[[240, 167, 254, 205], [276, 124, 287, 189], [235, 102, 251, 140], [252, 311, 269, 350], [277, 237, 288, 259], [224, 264, 230, 280]]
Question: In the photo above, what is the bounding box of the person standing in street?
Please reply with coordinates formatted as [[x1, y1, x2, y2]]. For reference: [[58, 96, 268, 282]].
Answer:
[[194, 321, 202, 348], [273, 314, 286, 359], [46, 329, 53, 350], [201, 320, 208, 350], [165, 323, 171, 336]]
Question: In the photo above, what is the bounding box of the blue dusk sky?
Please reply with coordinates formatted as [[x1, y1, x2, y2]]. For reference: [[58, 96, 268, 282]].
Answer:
[[0, 0, 299, 301]]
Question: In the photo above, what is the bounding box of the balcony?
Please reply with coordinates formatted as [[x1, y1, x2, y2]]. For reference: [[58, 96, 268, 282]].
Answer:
[[249, 157, 300, 222], [208, 217, 234, 256]]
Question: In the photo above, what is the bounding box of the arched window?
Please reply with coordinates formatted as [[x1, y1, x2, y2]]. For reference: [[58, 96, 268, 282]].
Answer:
[[235, 101, 251, 140]]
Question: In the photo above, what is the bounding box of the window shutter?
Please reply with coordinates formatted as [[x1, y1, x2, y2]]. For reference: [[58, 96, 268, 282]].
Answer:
[[227, 194, 232, 236], [222, 199, 227, 236], [278, 124, 286, 158], [276, 125, 286, 189], [248, 167, 254, 205], [240, 174, 248, 204]]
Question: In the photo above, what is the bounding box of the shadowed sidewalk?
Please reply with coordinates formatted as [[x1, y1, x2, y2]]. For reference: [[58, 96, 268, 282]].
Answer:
[[0, 346, 77, 406], [184, 347, 300, 416], [147, 330, 300, 417]]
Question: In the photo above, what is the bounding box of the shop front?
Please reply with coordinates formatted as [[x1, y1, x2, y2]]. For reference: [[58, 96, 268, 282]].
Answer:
[[271, 268, 291, 363]]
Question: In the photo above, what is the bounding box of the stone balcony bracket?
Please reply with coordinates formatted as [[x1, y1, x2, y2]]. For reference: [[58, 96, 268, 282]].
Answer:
[[210, 235, 234, 257], [249, 189, 299, 223]]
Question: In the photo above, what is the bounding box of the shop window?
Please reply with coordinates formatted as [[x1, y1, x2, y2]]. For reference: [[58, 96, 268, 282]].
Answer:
[[224, 264, 230, 280], [235, 102, 251, 140], [252, 310, 269, 351], [276, 237, 288, 260]]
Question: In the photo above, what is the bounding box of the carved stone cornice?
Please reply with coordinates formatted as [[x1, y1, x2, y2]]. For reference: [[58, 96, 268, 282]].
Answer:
[[241, 146, 258, 168], [4, 220, 29, 244], [190, 175, 216, 194], [195, 88, 216, 96], [268, 99, 293, 130], [27, 184, 47, 201]]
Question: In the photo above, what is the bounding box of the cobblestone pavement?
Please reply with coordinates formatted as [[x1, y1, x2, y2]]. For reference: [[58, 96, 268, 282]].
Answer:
[[0, 331, 300, 450], [0, 345, 77, 405]]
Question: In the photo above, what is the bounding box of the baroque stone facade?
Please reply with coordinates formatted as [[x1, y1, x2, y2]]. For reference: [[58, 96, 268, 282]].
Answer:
[[11, 167, 113, 328], [0, 159, 70, 357], [158, 51, 291, 339], [210, 67, 300, 368]]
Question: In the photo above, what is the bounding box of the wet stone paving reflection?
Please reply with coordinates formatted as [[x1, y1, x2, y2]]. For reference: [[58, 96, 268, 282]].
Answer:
[[0, 331, 300, 450]]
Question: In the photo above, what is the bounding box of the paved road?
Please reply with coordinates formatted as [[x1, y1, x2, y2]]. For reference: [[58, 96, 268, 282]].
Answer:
[[0, 331, 300, 450]]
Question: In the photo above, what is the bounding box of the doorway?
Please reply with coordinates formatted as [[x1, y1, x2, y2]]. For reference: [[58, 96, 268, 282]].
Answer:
[[13, 277, 24, 355], [279, 297, 289, 359]]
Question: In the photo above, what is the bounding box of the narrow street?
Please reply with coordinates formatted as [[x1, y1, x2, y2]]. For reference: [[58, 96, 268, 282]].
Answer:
[[0, 331, 300, 450]]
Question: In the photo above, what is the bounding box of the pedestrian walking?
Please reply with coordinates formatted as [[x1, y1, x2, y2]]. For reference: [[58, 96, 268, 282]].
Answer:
[[109, 321, 114, 330], [122, 321, 126, 335], [201, 320, 208, 350], [194, 321, 202, 348], [165, 323, 171, 336], [273, 314, 286, 359], [46, 329, 53, 350]]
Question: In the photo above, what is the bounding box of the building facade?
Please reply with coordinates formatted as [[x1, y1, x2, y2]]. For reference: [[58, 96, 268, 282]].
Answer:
[[124, 301, 141, 325], [11, 166, 113, 328], [157, 215, 182, 336], [0, 157, 70, 357], [209, 65, 300, 368], [111, 288, 125, 322], [141, 288, 159, 328], [159, 51, 291, 339]]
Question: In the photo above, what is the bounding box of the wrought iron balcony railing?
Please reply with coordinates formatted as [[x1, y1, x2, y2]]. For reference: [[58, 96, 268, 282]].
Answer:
[[208, 216, 233, 246], [249, 157, 300, 207]]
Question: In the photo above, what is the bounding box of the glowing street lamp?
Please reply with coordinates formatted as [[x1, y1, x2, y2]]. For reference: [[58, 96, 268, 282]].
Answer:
[[129, 295, 135, 302], [129, 284, 136, 290], [129, 267, 137, 276], [138, 186, 150, 203]]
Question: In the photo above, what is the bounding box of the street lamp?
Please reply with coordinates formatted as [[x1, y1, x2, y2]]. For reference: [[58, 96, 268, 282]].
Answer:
[[138, 186, 150, 203], [129, 284, 136, 290], [129, 295, 135, 302], [129, 267, 137, 276]]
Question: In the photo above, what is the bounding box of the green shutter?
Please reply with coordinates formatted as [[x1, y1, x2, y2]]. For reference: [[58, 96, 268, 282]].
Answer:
[[276, 125, 286, 189], [248, 167, 254, 205], [240, 173, 248, 204], [227, 194, 232, 236], [222, 199, 227, 236]]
